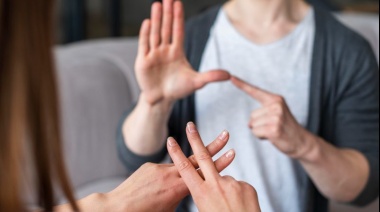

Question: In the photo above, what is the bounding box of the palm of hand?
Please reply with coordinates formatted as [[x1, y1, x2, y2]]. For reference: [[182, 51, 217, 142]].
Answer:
[[135, 1, 229, 105], [135, 45, 198, 104]]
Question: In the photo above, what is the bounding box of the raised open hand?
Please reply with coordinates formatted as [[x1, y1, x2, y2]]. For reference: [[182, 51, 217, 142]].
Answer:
[[135, 0, 230, 105], [167, 122, 261, 212]]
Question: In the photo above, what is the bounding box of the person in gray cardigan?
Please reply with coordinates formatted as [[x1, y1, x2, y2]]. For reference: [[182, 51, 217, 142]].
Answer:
[[117, 0, 379, 211]]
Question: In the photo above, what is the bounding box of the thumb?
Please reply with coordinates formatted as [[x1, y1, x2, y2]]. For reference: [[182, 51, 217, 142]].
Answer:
[[194, 70, 231, 89]]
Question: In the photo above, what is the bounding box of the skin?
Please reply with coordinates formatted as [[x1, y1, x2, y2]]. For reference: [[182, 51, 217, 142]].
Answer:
[[124, 0, 370, 204], [224, 0, 311, 44], [167, 122, 261, 212], [55, 130, 235, 211], [230, 76, 369, 202], [123, 0, 230, 156]]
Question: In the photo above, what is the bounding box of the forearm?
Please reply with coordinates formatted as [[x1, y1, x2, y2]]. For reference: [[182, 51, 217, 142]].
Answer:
[[299, 131, 370, 202], [123, 93, 174, 156], [54, 193, 108, 212]]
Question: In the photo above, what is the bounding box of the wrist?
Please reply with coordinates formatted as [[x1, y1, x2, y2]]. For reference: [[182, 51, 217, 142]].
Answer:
[[75, 193, 108, 211], [105, 190, 135, 212], [54, 193, 106, 212], [139, 93, 174, 114], [122, 92, 173, 155], [293, 130, 322, 163]]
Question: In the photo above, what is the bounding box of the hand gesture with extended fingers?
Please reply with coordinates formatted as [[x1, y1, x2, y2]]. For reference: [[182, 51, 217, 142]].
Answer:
[[108, 127, 236, 212], [231, 76, 313, 159], [167, 122, 261, 212], [135, 0, 230, 105]]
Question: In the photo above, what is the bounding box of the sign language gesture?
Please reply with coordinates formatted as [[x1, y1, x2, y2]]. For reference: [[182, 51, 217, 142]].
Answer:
[[231, 76, 312, 159], [108, 127, 236, 212], [167, 122, 261, 212], [135, 0, 230, 105]]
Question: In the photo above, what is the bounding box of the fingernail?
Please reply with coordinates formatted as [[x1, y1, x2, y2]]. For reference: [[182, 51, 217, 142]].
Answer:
[[218, 130, 228, 140], [187, 122, 197, 133], [168, 137, 177, 147], [226, 149, 235, 158]]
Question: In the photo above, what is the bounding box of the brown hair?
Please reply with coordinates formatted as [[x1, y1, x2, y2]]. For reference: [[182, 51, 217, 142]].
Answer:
[[0, 0, 78, 211]]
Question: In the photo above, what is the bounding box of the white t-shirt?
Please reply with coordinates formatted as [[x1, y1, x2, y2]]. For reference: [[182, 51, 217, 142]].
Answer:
[[192, 8, 315, 212]]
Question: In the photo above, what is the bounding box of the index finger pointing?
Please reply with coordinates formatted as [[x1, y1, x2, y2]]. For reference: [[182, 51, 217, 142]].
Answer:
[[167, 137, 203, 192], [231, 76, 274, 104]]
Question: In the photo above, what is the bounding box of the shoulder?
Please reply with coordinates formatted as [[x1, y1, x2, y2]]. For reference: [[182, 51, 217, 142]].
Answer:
[[314, 7, 374, 57], [314, 7, 377, 87]]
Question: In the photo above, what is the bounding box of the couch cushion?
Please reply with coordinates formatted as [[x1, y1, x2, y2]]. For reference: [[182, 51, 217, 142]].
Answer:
[[56, 42, 138, 189]]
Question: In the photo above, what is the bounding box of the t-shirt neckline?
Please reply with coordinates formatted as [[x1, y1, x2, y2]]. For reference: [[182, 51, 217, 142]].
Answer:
[[217, 7, 315, 49]]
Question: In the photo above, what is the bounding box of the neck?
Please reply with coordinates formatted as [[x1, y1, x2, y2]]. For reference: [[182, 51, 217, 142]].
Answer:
[[225, 0, 309, 26]]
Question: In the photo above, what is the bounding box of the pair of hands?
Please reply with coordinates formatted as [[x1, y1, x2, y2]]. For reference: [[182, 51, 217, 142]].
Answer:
[[107, 123, 259, 212], [167, 122, 260, 212], [136, 0, 311, 159]]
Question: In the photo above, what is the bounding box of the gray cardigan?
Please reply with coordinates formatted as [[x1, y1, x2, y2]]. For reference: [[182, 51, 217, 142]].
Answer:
[[117, 6, 379, 211]]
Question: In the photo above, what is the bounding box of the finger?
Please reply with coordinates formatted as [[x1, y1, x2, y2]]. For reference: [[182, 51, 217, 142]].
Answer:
[[250, 103, 285, 125], [251, 126, 271, 140], [186, 122, 219, 179], [138, 19, 151, 57], [150, 2, 162, 48], [188, 130, 229, 169], [167, 137, 204, 192], [194, 70, 231, 89], [161, 0, 173, 45], [231, 76, 275, 104], [222, 175, 236, 181], [172, 1, 185, 49], [250, 107, 269, 120], [196, 149, 235, 180], [214, 149, 235, 172], [250, 115, 279, 129]]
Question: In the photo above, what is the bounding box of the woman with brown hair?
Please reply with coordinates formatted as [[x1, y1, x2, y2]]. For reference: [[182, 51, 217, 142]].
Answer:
[[0, 0, 260, 211]]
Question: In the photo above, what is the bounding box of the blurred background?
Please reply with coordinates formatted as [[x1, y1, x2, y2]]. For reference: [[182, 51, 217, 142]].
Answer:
[[57, 0, 379, 43]]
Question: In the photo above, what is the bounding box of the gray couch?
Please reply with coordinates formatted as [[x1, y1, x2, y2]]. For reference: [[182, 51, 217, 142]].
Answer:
[[56, 13, 379, 211]]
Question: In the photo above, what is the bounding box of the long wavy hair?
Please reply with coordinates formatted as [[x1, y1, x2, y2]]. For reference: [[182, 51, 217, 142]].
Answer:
[[0, 0, 78, 211]]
